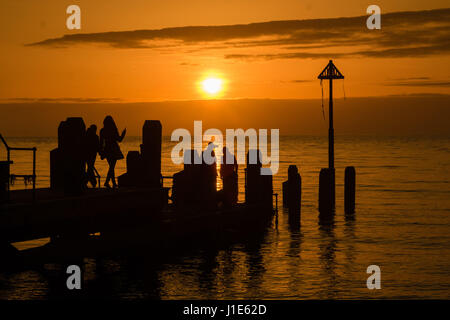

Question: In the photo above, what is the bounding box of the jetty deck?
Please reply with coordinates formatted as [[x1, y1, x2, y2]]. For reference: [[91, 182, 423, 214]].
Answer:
[[1, 186, 274, 267], [1, 187, 169, 244], [1, 186, 274, 247]]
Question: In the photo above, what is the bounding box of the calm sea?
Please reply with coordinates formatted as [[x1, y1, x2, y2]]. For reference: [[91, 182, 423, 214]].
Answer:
[[1, 135, 450, 299]]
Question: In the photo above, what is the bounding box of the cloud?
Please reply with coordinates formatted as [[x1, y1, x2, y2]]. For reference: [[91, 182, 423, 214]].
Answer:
[[179, 62, 200, 66], [1, 97, 123, 103], [225, 43, 450, 60], [282, 79, 314, 84], [384, 79, 450, 87], [27, 8, 450, 60], [391, 77, 431, 81]]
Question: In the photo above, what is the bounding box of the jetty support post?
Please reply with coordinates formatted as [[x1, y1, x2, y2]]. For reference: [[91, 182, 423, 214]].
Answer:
[[50, 121, 66, 191], [245, 150, 262, 205], [141, 120, 162, 188], [171, 170, 185, 208], [118, 151, 144, 187], [200, 150, 217, 210], [172, 149, 202, 208], [261, 174, 273, 209], [127, 151, 144, 183], [53, 117, 86, 195], [282, 165, 302, 215], [319, 167, 335, 221], [282, 180, 288, 207], [344, 166, 356, 215], [245, 150, 273, 210]]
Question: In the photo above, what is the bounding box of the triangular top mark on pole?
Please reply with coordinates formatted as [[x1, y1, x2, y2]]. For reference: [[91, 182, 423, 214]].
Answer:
[[318, 60, 344, 80]]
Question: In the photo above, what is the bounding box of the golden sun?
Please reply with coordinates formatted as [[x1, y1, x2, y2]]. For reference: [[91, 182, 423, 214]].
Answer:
[[201, 77, 223, 96]]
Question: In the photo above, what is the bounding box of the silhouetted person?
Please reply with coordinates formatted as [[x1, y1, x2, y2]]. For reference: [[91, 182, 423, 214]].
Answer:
[[85, 125, 100, 188], [100, 116, 126, 189], [220, 147, 238, 207]]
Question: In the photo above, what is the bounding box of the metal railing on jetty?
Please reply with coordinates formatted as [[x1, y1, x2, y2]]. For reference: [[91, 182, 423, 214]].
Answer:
[[0, 134, 37, 201]]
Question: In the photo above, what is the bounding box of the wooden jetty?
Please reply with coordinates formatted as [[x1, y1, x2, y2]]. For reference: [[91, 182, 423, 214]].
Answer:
[[0, 118, 276, 268]]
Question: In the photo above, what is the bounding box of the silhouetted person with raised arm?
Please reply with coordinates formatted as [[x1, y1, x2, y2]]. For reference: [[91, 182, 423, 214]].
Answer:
[[99, 116, 126, 189], [220, 147, 238, 207], [85, 124, 100, 188]]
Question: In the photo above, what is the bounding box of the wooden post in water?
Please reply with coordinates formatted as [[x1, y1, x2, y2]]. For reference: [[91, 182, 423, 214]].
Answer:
[[319, 168, 334, 219], [345, 166, 356, 214], [172, 149, 203, 208], [245, 150, 262, 205], [282, 165, 302, 214], [261, 174, 273, 209], [282, 180, 288, 207], [317, 60, 344, 213], [245, 150, 273, 209]]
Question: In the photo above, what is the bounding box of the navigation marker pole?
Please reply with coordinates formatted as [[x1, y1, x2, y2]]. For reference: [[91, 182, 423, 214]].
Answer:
[[318, 60, 344, 216]]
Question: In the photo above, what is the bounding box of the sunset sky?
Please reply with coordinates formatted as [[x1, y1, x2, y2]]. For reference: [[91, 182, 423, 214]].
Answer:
[[0, 1, 449, 135]]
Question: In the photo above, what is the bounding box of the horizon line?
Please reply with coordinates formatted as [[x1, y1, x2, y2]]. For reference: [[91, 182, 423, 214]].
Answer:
[[1, 93, 449, 105]]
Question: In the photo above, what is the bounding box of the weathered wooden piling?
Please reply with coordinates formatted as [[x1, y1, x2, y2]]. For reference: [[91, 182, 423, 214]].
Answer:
[[260, 174, 273, 208], [118, 120, 162, 188], [171, 170, 186, 208], [141, 120, 162, 188], [50, 117, 86, 195], [118, 151, 144, 187], [185, 149, 203, 205], [172, 149, 203, 208], [319, 168, 335, 219], [282, 165, 302, 211], [245, 150, 273, 208], [127, 151, 143, 180], [57, 120, 67, 149], [50, 121, 67, 190], [222, 172, 238, 208], [200, 146, 217, 210], [344, 166, 356, 214], [50, 118, 86, 194], [245, 150, 262, 204]]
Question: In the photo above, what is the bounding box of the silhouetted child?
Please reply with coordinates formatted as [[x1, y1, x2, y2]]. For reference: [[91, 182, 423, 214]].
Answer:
[[99, 116, 126, 189], [85, 125, 100, 188]]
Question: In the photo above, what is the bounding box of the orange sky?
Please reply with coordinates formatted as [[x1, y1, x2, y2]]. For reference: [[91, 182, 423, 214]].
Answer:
[[0, 1, 449, 102]]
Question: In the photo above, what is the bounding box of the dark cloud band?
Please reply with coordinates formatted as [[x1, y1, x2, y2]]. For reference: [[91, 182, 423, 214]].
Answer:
[[28, 8, 450, 60]]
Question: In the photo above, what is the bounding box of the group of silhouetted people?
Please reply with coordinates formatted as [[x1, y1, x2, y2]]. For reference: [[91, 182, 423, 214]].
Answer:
[[84, 115, 126, 189], [82, 116, 238, 205]]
